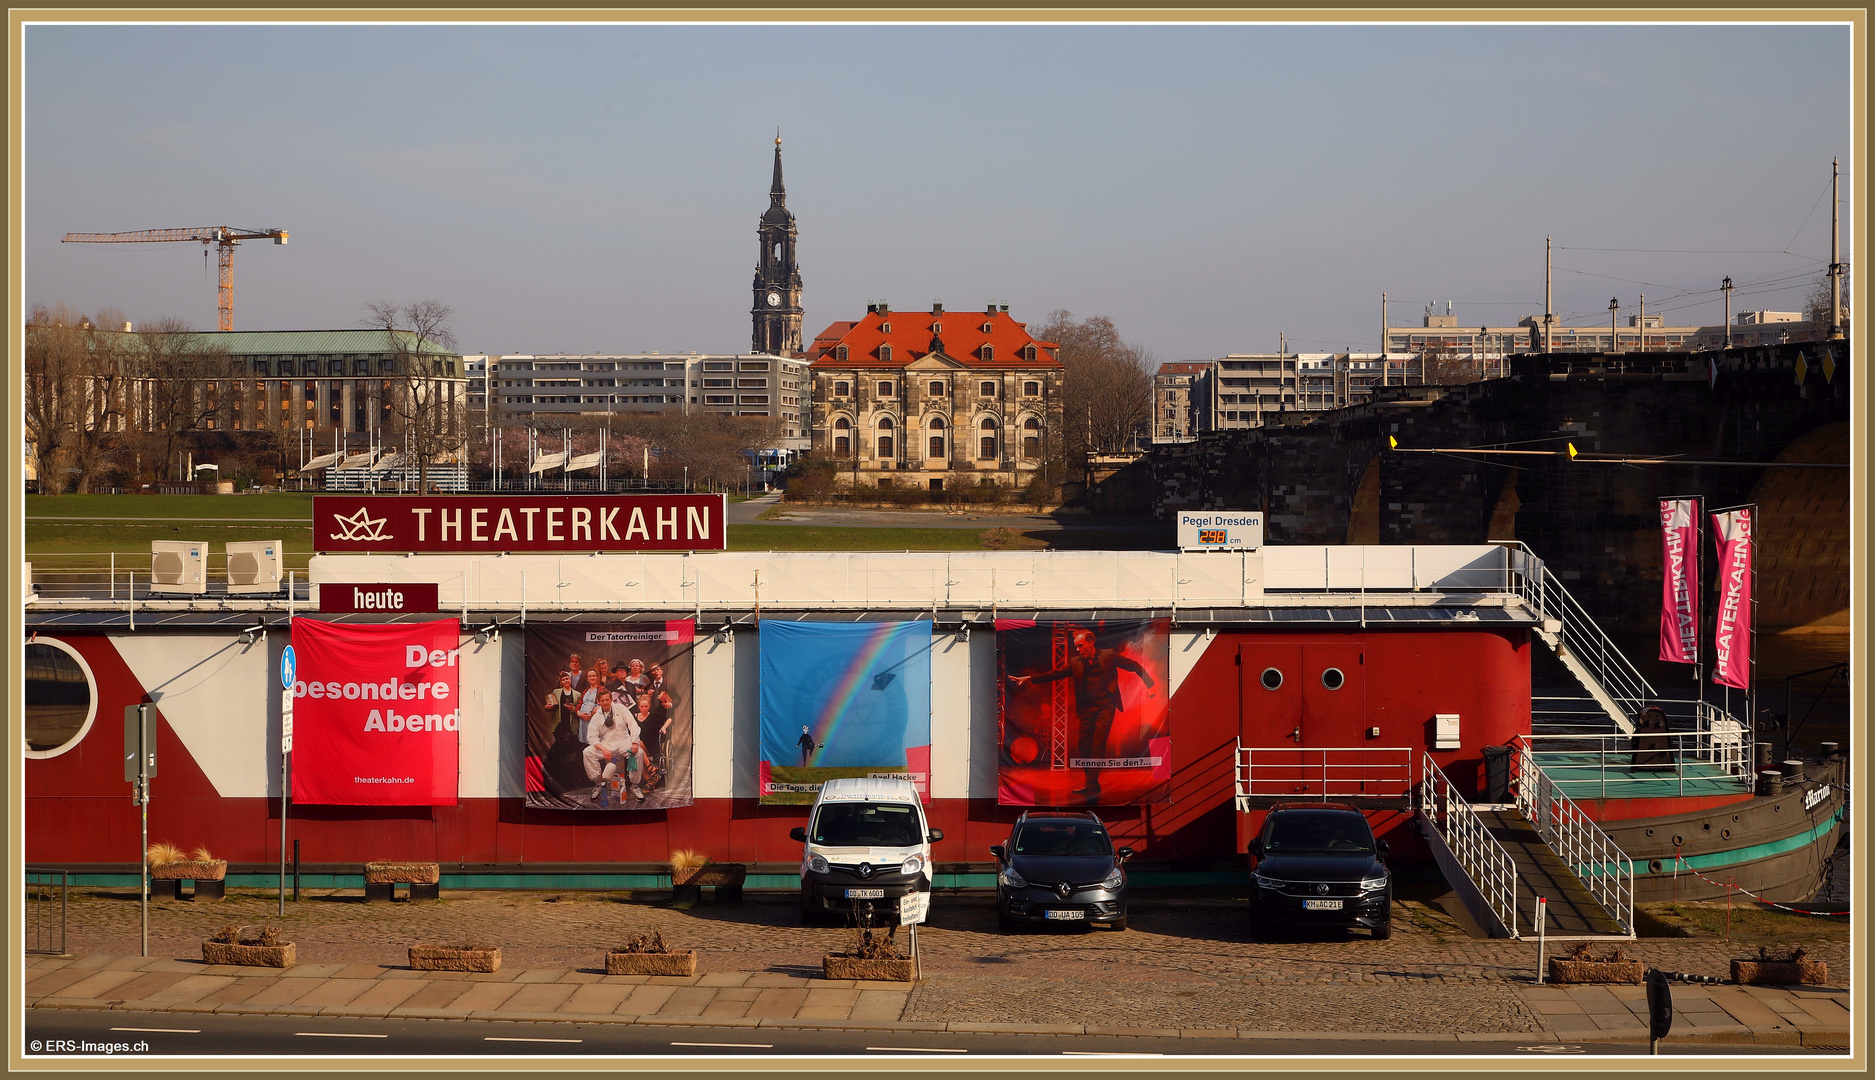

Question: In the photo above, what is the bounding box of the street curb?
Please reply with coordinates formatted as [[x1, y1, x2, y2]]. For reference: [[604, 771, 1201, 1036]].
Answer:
[[25, 997, 1846, 1046]]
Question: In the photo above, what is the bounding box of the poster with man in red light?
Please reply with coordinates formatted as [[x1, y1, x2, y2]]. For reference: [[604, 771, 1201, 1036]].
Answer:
[[997, 618, 1171, 806]]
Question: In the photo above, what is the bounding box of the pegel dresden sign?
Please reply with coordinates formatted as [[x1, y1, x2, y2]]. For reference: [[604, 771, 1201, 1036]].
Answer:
[[314, 494, 728, 554]]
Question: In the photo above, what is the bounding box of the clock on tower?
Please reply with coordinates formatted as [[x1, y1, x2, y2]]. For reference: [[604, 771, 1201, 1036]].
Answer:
[[751, 135, 804, 355]]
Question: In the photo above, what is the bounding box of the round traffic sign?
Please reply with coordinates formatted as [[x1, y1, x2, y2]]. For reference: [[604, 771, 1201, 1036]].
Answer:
[[281, 645, 297, 689]]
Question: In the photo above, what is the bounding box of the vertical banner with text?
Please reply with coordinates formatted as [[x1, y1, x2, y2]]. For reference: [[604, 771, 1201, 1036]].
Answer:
[[290, 618, 460, 805], [523, 622, 695, 811], [1658, 498, 1700, 665], [997, 618, 1171, 806], [1710, 507, 1754, 690], [759, 622, 932, 804]]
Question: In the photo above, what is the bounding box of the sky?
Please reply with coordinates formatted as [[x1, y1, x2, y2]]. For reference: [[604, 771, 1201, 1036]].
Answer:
[[20, 21, 1855, 361]]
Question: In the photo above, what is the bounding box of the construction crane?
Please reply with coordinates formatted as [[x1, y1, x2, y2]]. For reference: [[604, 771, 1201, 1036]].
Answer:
[[61, 226, 289, 331]]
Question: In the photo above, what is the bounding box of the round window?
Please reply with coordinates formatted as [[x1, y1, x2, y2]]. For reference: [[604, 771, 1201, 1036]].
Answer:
[[24, 639, 98, 759], [1259, 667, 1283, 691], [1321, 668, 1345, 691]]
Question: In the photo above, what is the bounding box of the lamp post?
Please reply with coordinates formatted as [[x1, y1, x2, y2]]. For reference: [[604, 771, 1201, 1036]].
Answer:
[[1609, 298, 1621, 354]]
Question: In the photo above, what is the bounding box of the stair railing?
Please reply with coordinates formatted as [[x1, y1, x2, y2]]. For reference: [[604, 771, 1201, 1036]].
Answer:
[[1420, 752, 1520, 938], [1511, 741, 1636, 936], [1504, 542, 1656, 716]]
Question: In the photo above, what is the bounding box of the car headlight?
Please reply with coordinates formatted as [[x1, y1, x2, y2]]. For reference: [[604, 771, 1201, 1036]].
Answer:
[[807, 854, 829, 874], [998, 865, 1027, 889], [1360, 874, 1389, 892], [1100, 867, 1124, 890], [900, 854, 925, 876], [1253, 873, 1284, 891]]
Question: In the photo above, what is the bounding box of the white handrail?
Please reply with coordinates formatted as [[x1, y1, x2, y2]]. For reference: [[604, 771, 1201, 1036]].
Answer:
[[1235, 744, 1414, 803], [1511, 744, 1635, 936], [1419, 752, 1520, 938]]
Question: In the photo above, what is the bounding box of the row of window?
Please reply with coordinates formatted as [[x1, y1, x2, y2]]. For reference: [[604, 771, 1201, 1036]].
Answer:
[[828, 432, 1044, 461], [828, 379, 1042, 399]]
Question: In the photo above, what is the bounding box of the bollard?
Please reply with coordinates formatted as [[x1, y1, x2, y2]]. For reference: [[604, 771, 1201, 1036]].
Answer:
[[1781, 760, 1805, 784], [1758, 771, 1783, 796], [1535, 896, 1548, 984]]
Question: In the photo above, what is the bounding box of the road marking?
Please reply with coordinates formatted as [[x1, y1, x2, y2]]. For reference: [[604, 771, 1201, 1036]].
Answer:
[[867, 1046, 968, 1053], [295, 1032, 388, 1039], [670, 1042, 774, 1049], [111, 1027, 199, 1034], [1062, 1051, 1164, 1056], [485, 1036, 583, 1044], [1516, 1045, 1585, 1053]]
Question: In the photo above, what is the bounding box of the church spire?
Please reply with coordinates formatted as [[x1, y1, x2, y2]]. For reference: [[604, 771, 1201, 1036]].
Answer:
[[771, 133, 786, 201]]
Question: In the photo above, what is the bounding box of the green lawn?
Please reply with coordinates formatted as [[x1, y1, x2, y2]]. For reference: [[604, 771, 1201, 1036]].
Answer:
[[27, 492, 317, 520]]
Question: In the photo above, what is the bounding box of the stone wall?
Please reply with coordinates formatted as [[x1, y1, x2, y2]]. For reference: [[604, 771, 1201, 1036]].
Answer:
[[1150, 340, 1852, 632]]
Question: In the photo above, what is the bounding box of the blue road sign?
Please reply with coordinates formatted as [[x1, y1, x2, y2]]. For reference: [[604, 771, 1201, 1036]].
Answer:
[[281, 645, 297, 689]]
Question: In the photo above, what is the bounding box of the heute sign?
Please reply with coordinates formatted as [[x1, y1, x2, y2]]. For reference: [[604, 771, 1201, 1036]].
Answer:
[[289, 618, 461, 805], [313, 494, 727, 553]]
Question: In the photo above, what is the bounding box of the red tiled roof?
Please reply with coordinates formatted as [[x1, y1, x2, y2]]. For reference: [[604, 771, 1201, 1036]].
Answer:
[[808, 306, 1062, 370], [1156, 362, 1209, 375]]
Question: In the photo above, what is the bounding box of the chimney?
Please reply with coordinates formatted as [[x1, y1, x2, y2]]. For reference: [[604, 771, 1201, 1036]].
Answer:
[[931, 302, 944, 315]]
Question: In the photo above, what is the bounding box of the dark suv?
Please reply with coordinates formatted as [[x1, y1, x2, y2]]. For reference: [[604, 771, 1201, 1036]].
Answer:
[[1247, 802, 1391, 939], [990, 811, 1134, 932]]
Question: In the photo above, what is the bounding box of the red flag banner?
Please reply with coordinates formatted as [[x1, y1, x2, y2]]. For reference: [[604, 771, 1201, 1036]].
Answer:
[[1658, 498, 1700, 664], [290, 618, 461, 805], [1710, 508, 1753, 691]]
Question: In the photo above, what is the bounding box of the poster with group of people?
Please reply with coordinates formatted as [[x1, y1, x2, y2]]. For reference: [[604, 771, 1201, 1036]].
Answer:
[[522, 621, 696, 811], [996, 618, 1172, 806]]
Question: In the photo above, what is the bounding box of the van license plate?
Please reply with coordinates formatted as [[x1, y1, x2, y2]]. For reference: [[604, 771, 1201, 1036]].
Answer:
[[845, 888, 885, 899], [1044, 909, 1085, 920], [1302, 899, 1343, 911]]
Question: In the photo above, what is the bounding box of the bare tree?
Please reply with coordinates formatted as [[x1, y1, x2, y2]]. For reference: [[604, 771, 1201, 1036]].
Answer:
[[1804, 267, 1852, 326], [361, 300, 464, 492], [24, 304, 136, 493], [1419, 342, 1482, 386], [1031, 311, 1155, 460], [135, 318, 231, 479], [618, 411, 781, 490]]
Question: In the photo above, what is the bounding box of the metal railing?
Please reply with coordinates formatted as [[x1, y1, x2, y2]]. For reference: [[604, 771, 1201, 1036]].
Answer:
[[1503, 541, 1656, 716], [1512, 713, 1755, 799], [26, 868, 68, 955], [1419, 753, 1520, 937], [1234, 744, 1414, 806], [1512, 747, 1636, 936]]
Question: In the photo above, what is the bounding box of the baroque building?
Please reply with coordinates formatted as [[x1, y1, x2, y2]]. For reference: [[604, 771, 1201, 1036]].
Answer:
[[807, 302, 1063, 492], [751, 136, 804, 356]]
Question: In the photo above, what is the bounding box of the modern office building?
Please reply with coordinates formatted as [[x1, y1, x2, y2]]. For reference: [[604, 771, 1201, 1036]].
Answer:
[[489, 353, 809, 448]]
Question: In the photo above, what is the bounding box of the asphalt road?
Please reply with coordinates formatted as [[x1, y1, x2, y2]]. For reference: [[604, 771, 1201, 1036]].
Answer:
[[23, 1009, 1828, 1060], [731, 492, 1157, 532]]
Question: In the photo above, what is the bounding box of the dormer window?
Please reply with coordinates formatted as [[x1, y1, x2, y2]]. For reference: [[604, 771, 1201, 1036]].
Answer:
[[882, 322, 891, 333], [1021, 344, 1037, 362], [981, 322, 993, 333], [880, 345, 893, 363], [981, 345, 994, 362], [836, 345, 849, 361]]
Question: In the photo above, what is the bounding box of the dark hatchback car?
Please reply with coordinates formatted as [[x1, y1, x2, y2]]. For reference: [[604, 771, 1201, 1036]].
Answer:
[[1247, 802, 1392, 939], [990, 811, 1134, 932]]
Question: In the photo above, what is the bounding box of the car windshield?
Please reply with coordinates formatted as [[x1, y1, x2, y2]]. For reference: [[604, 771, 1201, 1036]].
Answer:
[[811, 803, 921, 847], [1013, 822, 1111, 857], [1265, 814, 1374, 854]]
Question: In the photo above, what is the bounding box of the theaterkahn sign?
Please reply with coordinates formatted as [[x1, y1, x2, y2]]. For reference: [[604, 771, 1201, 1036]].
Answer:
[[320, 582, 440, 614], [314, 494, 727, 553]]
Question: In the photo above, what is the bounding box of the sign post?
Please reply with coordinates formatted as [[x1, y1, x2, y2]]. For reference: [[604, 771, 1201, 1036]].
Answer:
[[1645, 967, 1674, 1054], [124, 703, 156, 957], [899, 890, 929, 978], [279, 645, 296, 916]]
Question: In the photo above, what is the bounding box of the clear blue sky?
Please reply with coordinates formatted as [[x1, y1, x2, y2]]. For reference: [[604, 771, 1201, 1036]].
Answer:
[[22, 21, 1854, 359]]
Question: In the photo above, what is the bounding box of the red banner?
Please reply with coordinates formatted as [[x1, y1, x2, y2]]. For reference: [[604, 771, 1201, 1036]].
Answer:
[[1658, 498, 1699, 665], [1710, 507, 1753, 691], [290, 618, 461, 805], [313, 494, 727, 553]]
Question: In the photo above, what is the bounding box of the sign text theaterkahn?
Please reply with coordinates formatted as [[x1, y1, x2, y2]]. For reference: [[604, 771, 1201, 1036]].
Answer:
[[314, 495, 728, 553]]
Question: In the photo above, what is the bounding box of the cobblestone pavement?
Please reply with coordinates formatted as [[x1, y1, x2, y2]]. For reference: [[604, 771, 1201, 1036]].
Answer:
[[36, 887, 1850, 1036]]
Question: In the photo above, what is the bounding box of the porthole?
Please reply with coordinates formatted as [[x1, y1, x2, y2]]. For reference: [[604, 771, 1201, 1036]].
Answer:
[[24, 638, 99, 760], [1260, 667, 1283, 691], [1648, 859, 1664, 874], [1321, 668, 1345, 691], [1722, 829, 1732, 840], [1671, 834, 1684, 846], [1702, 822, 1712, 832], [1645, 828, 1655, 837]]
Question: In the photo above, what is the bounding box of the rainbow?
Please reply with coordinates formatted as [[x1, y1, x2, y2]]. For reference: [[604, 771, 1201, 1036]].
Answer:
[[805, 622, 903, 762]]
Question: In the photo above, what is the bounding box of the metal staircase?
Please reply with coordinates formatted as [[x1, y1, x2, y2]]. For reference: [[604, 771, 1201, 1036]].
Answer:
[[1504, 542, 1656, 734]]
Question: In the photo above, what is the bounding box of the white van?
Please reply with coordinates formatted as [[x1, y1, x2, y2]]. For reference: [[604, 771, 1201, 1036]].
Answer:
[[789, 776, 942, 925]]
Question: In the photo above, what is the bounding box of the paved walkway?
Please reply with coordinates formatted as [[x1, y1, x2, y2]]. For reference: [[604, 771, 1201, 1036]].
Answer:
[[23, 890, 1853, 1048]]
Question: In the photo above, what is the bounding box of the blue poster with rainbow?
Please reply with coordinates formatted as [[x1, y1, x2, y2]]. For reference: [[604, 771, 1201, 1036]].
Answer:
[[758, 621, 932, 805]]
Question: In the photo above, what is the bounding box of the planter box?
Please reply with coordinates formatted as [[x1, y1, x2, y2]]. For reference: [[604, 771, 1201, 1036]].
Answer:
[[203, 941, 296, 968], [409, 946, 501, 973], [823, 955, 914, 982], [1548, 959, 1644, 984], [672, 863, 747, 906], [605, 950, 697, 977], [152, 860, 227, 881], [365, 862, 440, 885], [1732, 960, 1827, 986]]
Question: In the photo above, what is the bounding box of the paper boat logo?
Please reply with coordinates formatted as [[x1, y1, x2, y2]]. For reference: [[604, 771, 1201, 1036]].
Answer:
[[332, 506, 392, 542]]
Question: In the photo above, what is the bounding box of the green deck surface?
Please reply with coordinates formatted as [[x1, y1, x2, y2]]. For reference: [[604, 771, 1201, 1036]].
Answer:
[[1529, 751, 1751, 801]]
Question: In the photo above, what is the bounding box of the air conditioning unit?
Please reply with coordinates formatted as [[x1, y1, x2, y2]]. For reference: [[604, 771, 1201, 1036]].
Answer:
[[150, 541, 209, 594], [225, 540, 285, 595]]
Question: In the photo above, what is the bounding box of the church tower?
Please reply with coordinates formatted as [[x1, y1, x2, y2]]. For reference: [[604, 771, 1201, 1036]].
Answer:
[[751, 135, 804, 355]]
